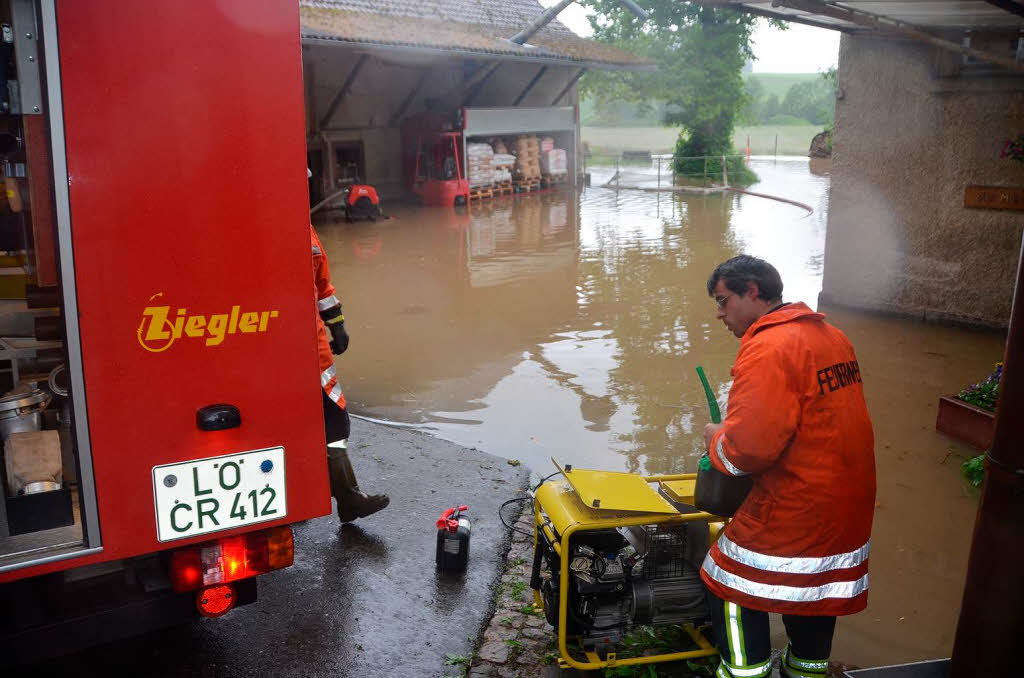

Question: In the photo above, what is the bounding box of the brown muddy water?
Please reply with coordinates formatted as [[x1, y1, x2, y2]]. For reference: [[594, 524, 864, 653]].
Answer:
[[315, 157, 1006, 669]]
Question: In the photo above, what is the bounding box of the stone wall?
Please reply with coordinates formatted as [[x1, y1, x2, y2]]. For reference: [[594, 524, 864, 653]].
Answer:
[[821, 34, 1024, 328]]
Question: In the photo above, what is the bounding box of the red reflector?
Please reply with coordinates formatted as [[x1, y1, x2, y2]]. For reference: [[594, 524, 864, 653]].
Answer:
[[169, 526, 295, 592], [196, 584, 236, 618]]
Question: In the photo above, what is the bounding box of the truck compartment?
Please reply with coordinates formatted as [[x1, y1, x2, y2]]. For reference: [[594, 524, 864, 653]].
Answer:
[[0, 0, 89, 570]]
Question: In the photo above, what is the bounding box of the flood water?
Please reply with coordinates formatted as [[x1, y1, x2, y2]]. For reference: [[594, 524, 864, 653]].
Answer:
[[315, 157, 1006, 668]]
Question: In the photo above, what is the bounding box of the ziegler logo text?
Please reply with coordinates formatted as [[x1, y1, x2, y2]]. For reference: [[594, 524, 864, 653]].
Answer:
[[138, 298, 279, 353]]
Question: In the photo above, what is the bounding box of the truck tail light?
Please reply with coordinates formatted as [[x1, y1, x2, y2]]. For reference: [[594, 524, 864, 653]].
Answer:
[[169, 526, 294, 593]]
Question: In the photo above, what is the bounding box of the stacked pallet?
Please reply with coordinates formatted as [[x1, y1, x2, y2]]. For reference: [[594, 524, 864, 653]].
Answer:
[[469, 185, 494, 201], [493, 153, 515, 195], [468, 142, 494, 186], [541, 173, 568, 189], [513, 135, 541, 191], [468, 142, 495, 201], [540, 146, 568, 190]]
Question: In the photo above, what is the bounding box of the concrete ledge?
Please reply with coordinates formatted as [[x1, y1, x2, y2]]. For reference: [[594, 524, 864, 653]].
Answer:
[[845, 658, 949, 678], [817, 294, 1009, 332]]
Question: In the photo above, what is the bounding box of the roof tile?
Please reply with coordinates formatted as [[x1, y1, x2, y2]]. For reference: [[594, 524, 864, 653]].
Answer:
[[302, 0, 573, 34], [300, 4, 648, 68]]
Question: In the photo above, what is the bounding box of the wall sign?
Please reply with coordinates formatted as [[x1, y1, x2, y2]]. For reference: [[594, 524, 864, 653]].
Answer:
[[964, 185, 1024, 211]]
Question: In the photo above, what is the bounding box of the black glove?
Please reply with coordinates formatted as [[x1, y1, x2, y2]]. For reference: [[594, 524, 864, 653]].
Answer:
[[321, 304, 349, 355], [328, 319, 349, 355]]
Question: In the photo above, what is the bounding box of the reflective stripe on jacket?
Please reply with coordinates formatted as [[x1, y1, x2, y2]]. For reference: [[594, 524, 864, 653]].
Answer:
[[700, 302, 876, 616], [311, 226, 345, 410]]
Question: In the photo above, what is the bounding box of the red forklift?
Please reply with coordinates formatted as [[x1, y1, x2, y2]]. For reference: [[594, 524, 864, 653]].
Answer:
[[0, 0, 332, 662], [401, 114, 469, 207]]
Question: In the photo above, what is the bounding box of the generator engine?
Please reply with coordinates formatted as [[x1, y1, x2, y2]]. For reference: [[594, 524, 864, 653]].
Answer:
[[533, 521, 711, 650]]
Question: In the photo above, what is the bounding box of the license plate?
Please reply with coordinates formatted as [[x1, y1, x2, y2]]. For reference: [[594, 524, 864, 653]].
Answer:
[[152, 446, 287, 542]]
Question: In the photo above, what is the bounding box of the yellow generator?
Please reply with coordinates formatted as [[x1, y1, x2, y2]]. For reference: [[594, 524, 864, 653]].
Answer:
[[529, 460, 724, 672]]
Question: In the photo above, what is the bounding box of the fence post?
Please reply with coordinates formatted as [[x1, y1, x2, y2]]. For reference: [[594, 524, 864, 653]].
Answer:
[[721, 156, 728, 188], [615, 155, 620, 189], [774, 134, 778, 159], [657, 156, 661, 189], [703, 156, 708, 185]]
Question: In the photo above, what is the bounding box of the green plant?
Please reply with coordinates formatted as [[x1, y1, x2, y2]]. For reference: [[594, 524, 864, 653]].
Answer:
[[1002, 135, 1024, 163], [957, 362, 1003, 412], [595, 625, 718, 677], [962, 454, 985, 487], [499, 616, 514, 627], [509, 580, 528, 600], [518, 603, 538, 615], [504, 639, 524, 649], [671, 144, 757, 186], [685, 657, 719, 676], [444, 652, 470, 666]]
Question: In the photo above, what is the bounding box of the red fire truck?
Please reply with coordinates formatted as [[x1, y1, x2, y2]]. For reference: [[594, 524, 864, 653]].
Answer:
[[0, 0, 331, 661]]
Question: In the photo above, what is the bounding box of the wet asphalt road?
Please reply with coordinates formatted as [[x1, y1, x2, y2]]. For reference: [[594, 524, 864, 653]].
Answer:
[[34, 419, 529, 677]]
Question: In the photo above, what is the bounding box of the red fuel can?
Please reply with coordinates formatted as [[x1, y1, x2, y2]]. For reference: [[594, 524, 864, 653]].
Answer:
[[436, 505, 471, 571]]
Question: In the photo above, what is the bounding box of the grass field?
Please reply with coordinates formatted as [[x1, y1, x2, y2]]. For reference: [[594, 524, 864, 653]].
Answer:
[[582, 125, 821, 157], [747, 73, 821, 99]]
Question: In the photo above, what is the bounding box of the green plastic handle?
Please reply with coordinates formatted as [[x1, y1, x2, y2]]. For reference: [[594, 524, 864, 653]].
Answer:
[[696, 366, 722, 424]]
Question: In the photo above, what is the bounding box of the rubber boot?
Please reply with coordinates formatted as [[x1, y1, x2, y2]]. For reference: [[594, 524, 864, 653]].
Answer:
[[327, 443, 390, 523]]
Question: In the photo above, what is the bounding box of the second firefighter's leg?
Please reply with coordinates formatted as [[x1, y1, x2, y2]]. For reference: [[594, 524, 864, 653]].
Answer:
[[323, 390, 389, 522], [779, 614, 836, 678], [327, 440, 389, 522], [709, 592, 773, 678]]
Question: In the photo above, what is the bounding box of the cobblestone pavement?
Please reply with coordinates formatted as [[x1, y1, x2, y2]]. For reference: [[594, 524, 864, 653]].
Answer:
[[461, 502, 566, 678]]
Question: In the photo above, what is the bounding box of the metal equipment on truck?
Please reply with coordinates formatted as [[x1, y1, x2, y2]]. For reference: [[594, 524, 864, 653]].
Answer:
[[0, 0, 331, 662]]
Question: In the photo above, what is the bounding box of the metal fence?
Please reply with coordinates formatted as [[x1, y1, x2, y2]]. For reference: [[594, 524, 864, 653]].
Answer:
[[591, 153, 749, 190]]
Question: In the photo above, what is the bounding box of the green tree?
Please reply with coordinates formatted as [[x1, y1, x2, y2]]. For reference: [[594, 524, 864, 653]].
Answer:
[[739, 75, 764, 125], [580, 1, 767, 183], [820, 66, 838, 128], [780, 79, 833, 124], [762, 92, 781, 121]]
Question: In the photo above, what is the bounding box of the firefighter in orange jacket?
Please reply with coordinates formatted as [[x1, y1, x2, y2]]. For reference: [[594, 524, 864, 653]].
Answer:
[[312, 224, 389, 522], [701, 256, 875, 678]]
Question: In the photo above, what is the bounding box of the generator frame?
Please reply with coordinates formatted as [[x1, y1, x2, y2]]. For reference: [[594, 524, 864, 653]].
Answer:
[[530, 469, 723, 672]]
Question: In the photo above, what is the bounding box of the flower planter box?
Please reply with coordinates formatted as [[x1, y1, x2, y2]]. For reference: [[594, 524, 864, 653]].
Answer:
[[936, 395, 995, 451]]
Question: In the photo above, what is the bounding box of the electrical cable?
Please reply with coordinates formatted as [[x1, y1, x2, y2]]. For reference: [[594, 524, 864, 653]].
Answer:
[[532, 470, 562, 491], [497, 470, 565, 538], [499, 496, 534, 538]]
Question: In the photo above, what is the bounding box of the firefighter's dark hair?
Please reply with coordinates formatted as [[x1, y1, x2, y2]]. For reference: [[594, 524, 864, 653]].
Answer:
[[707, 255, 783, 301]]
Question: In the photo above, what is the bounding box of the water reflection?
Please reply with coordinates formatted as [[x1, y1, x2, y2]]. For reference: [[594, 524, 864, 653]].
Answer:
[[318, 158, 830, 475]]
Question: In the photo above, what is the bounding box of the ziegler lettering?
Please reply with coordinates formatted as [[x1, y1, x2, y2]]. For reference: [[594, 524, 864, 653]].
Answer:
[[137, 295, 279, 353], [816, 360, 862, 396]]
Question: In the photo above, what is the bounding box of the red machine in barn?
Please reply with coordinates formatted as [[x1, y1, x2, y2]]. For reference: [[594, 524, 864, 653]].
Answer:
[[401, 114, 469, 207], [0, 0, 331, 661]]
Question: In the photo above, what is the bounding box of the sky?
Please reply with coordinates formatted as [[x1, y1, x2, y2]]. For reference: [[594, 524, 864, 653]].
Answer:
[[538, 1, 840, 74]]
